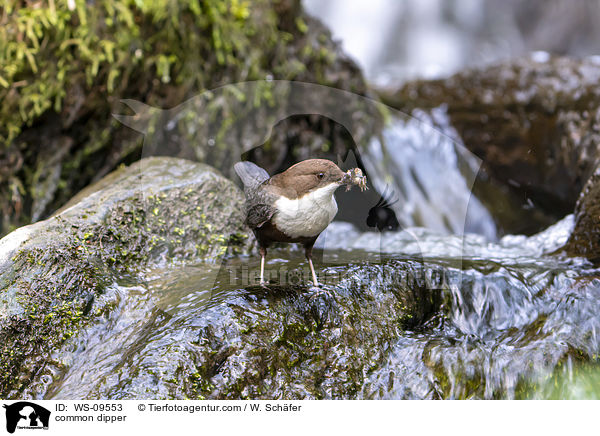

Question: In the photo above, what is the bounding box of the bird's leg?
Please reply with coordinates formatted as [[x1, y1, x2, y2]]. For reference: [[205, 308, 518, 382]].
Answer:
[[304, 244, 319, 287], [259, 246, 267, 286], [304, 243, 334, 300]]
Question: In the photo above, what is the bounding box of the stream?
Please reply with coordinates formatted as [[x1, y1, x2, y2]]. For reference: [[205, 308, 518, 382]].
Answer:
[[37, 114, 600, 399]]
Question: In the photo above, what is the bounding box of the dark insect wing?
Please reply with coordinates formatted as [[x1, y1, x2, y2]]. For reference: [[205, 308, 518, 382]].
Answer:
[[367, 185, 400, 231], [374, 185, 399, 209]]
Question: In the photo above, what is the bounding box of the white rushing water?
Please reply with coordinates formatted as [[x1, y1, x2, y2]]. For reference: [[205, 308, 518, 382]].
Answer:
[[359, 109, 497, 239]]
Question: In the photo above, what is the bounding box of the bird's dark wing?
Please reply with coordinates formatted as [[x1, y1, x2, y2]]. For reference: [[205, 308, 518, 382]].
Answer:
[[234, 161, 278, 228], [246, 201, 275, 228], [243, 183, 276, 228]]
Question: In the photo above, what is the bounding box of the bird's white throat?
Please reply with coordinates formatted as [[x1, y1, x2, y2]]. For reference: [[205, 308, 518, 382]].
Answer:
[[273, 182, 339, 238]]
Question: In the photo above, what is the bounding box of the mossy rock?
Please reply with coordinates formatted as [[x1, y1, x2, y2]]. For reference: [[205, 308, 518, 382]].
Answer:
[[42, 258, 443, 399], [564, 166, 600, 263], [0, 157, 251, 397], [379, 56, 600, 235]]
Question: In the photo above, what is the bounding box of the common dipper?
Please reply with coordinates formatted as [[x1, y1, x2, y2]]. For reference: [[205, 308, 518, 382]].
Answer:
[[234, 159, 367, 286]]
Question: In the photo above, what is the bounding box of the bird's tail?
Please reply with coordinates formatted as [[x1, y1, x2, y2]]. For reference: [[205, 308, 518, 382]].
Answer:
[[234, 161, 270, 189]]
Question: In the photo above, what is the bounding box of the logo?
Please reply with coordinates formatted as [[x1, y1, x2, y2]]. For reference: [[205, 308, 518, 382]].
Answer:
[[112, 80, 480, 298], [3, 402, 50, 434]]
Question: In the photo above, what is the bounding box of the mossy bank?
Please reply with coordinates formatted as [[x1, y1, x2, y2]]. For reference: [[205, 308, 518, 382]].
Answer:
[[0, 157, 251, 397], [0, 0, 379, 236]]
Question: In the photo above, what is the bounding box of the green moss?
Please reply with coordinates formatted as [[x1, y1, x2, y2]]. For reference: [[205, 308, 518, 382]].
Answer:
[[0, 159, 252, 397], [1, 0, 376, 236], [0, 243, 110, 396], [0, 0, 269, 146]]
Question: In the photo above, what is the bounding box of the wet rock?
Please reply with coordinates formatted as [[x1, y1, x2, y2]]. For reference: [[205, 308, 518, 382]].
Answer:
[[189, 264, 442, 400], [42, 224, 600, 400], [14, 213, 599, 400], [43, 257, 444, 400], [0, 157, 251, 398], [564, 167, 600, 262], [379, 56, 600, 234]]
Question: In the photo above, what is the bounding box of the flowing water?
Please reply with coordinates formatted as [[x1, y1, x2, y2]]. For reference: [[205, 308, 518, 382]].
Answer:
[[360, 108, 497, 239], [43, 217, 600, 399], [39, 117, 600, 399]]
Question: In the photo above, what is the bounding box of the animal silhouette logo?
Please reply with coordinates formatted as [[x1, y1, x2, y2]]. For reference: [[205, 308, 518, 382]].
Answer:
[[113, 80, 483, 293], [3, 402, 50, 433]]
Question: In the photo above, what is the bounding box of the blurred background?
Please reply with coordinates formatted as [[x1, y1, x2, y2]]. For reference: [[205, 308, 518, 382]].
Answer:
[[305, 0, 600, 86]]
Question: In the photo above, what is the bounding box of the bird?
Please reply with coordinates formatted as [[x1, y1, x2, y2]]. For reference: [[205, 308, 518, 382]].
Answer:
[[234, 158, 366, 287]]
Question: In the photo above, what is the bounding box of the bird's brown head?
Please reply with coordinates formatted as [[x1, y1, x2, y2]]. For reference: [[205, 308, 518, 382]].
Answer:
[[269, 159, 347, 198]]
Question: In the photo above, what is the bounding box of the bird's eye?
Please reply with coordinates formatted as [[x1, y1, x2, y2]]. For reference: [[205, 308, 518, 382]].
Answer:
[[317, 173, 325, 179]]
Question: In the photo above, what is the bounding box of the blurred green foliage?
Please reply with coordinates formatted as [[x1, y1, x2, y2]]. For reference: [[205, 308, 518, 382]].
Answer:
[[523, 360, 600, 400], [0, 0, 277, 146]]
